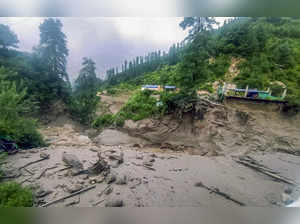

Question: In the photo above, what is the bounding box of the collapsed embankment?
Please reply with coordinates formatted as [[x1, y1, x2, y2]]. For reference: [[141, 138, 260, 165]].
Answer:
[[113, 99, 300, 157]]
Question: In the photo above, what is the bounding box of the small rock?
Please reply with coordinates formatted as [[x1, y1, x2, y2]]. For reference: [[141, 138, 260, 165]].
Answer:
[[36, 187, 53, 198], [146, 157, 155, 163], [29, 149, 39, 154], [89, 148, 98, 152], [143, 156, 155, 167], [66, 184, 83, 193], [105, 199, 123, 207], [104, 187, 113, 195], [115, 175, 127, 185], [89, 179, 97, 185], [136, 154, 143, 160], [194, 182, 203, 187], [132, 143, 141, 148], [40, 152, 50, 159], [111, 161, 120, 168], [108, 152, 124, 164], [54, 184, 66, 189], [81, 174, 89, 180], [106, 174, 116, 184], [129, 178, 142, 189], [143, 161, 153, 167], [77, 180, 85, 185], [96, 176, 105, 183], [149, 153, 157, 158], [65, 198, 80, 207]]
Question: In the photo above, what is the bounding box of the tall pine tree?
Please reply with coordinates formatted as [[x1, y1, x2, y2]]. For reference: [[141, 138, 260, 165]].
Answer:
[[34, 18, 70, 102]]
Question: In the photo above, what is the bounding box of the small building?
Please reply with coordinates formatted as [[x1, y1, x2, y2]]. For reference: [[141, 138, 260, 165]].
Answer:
[[164, 85, 177, 91], [141, 85, 162, 91]]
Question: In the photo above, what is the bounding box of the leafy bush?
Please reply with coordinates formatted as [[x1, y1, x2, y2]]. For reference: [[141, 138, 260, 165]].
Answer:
[[160, 91, 198, 115], [0, 182, 33, 207], [92, 114, 114, 129], [114, 90, 160, 126], [68, 91, 100, 125], [106, 88, 117, 95], [0, 80, 44, 148]]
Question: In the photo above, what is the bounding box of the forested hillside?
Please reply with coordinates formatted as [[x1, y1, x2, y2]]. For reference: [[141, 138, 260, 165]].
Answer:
[[102, 17, 300, 106]]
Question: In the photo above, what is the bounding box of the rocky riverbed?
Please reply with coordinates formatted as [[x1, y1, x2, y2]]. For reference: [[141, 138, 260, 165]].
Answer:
[[2, 99, 300, 207], [3, 132, 300, 207]]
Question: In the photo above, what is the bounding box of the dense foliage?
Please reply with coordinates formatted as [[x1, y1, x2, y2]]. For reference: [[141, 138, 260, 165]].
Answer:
[[116, 90, 160, 122], [0, 69, 44, 148], [93, 90, 161, 128], [92, 114, 114, 129], [0, 182, 33, 207], [69, 57, 102, 125], [102, 17, 300, 108]]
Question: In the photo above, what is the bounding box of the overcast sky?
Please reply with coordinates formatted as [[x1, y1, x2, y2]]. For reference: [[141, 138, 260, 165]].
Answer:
[[0, 17, 227, 82]]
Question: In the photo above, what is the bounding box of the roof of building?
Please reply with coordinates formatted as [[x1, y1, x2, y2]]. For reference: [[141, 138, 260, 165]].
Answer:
[[232, 89, 268, 94], [142, 85, 159, 88], [164, 86, 176, 89]]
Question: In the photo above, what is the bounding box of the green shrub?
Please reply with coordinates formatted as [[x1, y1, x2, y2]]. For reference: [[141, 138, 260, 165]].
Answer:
[[92, 114, 114, 129], [68, 91, 99, 125], [106, 88, 117, 95], [0, 182, 33, 207], [115, 90, 160, 125], [0, 80, 44, 148], [160, 91, 198, 115], [114, 112, 126, 127]]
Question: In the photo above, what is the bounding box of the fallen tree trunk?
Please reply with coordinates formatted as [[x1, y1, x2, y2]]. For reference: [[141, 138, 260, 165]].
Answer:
[[18, 157, 49, 171], [36, 166, 58, 179], [41, 185, 96, 207], [233, 157, 297, 186], [195, 182, 245, 206]]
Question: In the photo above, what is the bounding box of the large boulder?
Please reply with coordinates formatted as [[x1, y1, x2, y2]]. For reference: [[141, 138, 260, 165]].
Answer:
[[62, 152, 84, 171]]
